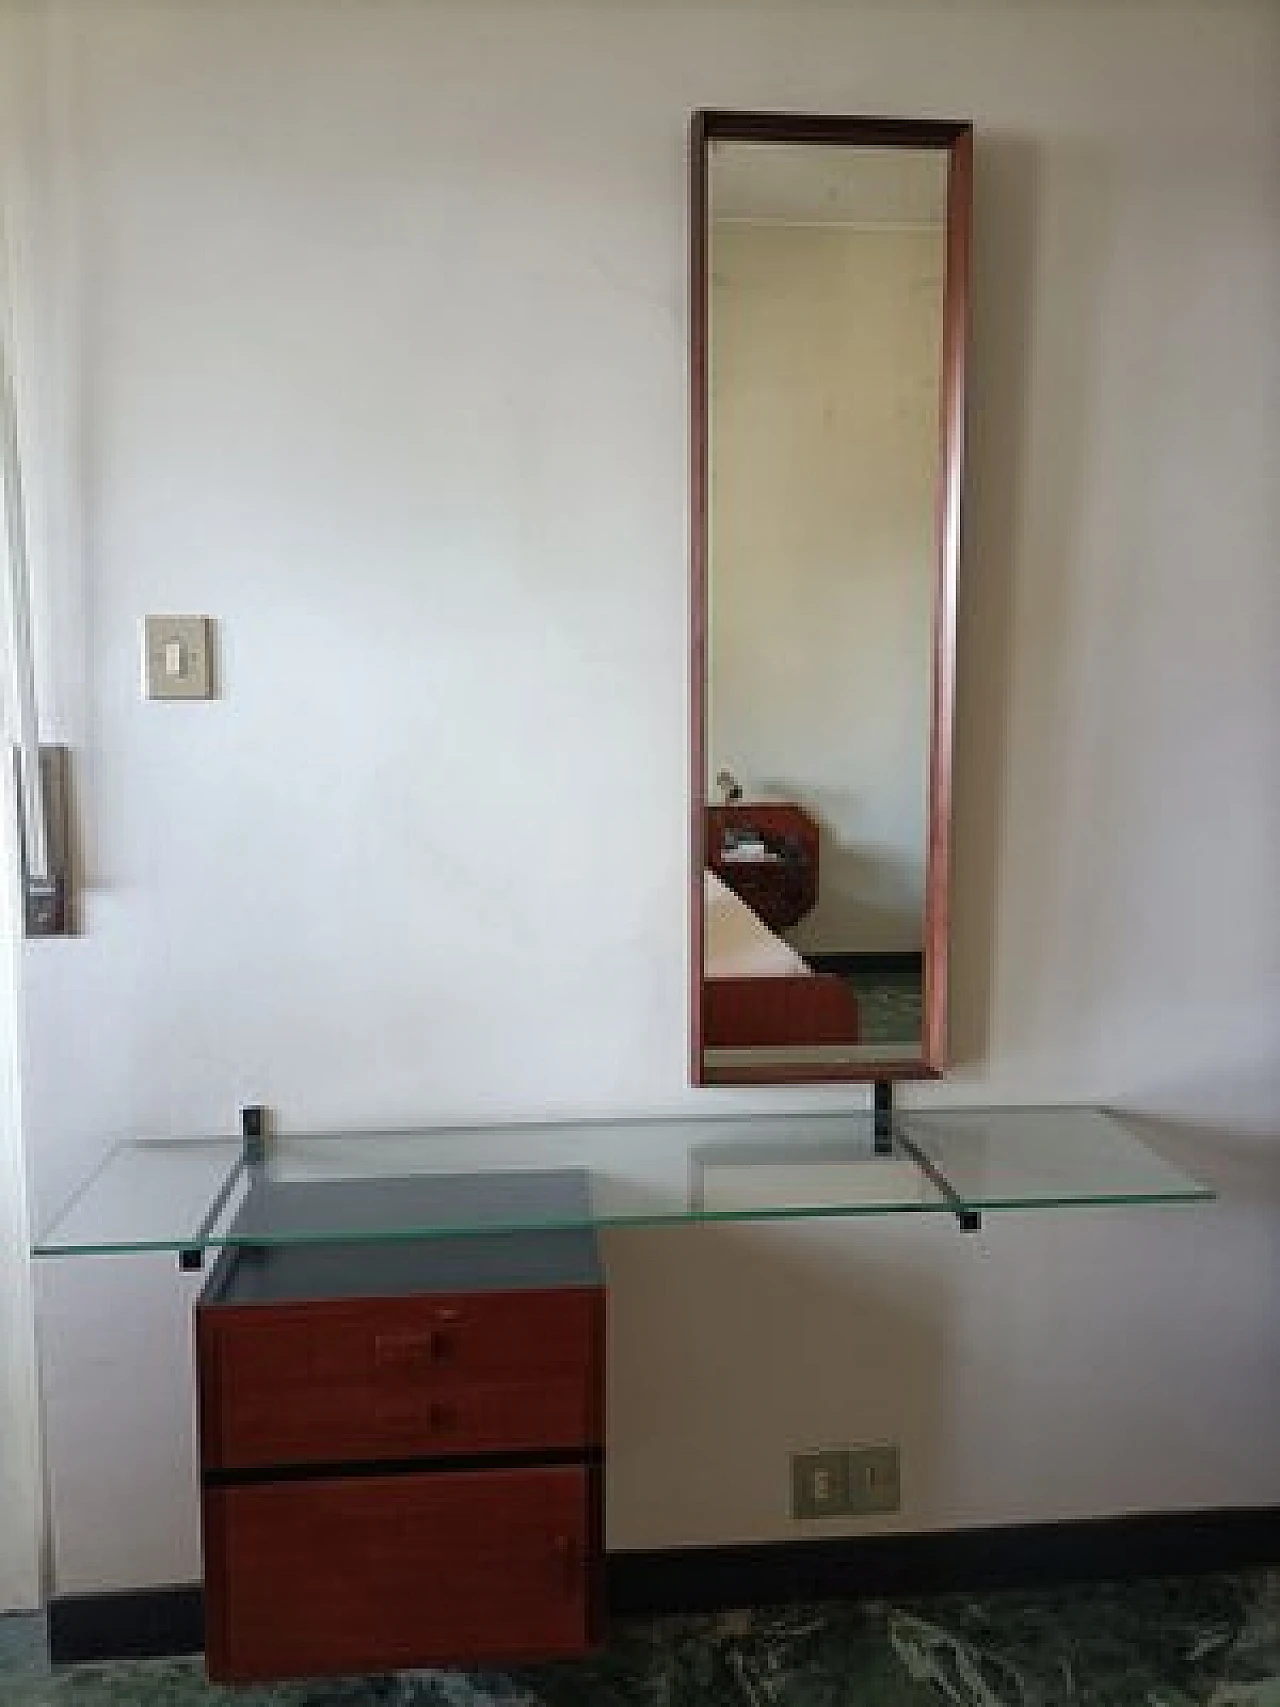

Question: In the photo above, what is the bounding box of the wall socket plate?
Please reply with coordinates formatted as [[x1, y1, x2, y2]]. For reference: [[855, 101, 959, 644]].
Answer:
[[791, 1450, 849, 1520], [791, 1444, 900, 1519]]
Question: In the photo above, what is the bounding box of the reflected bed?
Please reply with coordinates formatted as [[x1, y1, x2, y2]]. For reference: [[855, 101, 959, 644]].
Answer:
[[703, 871, 861, 1047]]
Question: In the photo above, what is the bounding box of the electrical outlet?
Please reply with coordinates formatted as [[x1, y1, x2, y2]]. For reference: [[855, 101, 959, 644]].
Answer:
[[791, 1450, 848, 1519], [791, 1445, 900, 1519]]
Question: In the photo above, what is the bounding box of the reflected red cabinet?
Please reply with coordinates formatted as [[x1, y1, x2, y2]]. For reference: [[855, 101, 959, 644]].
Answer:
[[706, 803, 819, 930]]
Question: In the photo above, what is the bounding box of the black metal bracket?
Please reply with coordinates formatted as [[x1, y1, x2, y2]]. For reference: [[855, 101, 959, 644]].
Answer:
[[873, 1079, 981, 1234], [894, 1128, 982, 1234], [873, 1080, 894, 1155], [241, 1104, 268, 1168], [177, 1105, 270, 1271]]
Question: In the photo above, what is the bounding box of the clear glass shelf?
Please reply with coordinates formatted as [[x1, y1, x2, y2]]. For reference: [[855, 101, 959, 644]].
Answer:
[[30, 1107, 1211, 1259]]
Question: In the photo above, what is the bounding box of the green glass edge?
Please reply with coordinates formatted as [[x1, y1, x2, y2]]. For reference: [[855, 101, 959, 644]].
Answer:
[[32, 1184, 1213, 1258]]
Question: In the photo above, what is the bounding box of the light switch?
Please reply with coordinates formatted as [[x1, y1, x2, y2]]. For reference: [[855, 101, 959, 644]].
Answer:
[[144, 616, 215, 700]]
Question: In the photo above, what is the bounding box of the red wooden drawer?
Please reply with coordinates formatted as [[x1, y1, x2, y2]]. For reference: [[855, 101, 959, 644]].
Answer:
[[198, 1286, 603, 1470], [203, 1465, 600, 1682]]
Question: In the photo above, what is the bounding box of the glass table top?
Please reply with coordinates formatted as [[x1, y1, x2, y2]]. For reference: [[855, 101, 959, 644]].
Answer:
[[31, 1107, 1212, 1258]]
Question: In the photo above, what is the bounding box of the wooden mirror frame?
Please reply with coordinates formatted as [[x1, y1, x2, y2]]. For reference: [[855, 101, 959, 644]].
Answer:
[[689, 111, 972, 1086]]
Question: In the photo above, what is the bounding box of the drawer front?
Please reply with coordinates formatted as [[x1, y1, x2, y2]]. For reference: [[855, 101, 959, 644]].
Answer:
[[203, 1465, 600, 1681], [198, 1286, 602, 1470]]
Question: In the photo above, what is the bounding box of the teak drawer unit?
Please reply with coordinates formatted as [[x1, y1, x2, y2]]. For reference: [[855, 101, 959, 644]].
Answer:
[[196, 1230, 605, 1683]]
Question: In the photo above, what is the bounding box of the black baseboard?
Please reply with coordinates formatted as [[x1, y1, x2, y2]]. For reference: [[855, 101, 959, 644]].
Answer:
[[805, 951, 923, 978], [607, 1507, 1280, 1617], [46, 1507, 1280, 1667], [48, 1583, 204, 1667]]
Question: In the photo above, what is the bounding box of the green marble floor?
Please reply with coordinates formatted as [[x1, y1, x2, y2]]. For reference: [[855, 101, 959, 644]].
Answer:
[[840, 969, 923, 1046], [3, 1574, 1279, 1706]]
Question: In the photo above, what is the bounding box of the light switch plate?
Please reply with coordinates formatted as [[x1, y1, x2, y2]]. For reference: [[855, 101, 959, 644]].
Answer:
[[143, 615, 215, 700], [846, 1444, 900, 1515]]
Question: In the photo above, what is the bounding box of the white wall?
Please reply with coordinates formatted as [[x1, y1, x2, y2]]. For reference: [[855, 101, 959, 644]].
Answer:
[[1, 4, 48, 1614], [5, 0, 1280, 1593], [0, 784, 43, 1613], [709, 224, 941, 953]]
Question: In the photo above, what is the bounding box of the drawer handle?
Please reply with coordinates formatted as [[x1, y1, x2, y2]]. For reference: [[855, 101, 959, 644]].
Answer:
[[373, 1330, 455, 1367]]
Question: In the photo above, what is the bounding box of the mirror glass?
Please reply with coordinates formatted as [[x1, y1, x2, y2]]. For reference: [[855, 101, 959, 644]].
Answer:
[[693, 119, 969, 1085]]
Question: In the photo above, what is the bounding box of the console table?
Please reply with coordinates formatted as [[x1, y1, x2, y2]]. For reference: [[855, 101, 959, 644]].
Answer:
[[33, 1105, 1210, 1682]]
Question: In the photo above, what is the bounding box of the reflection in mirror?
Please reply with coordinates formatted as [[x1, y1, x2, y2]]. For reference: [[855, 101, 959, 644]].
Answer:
[[691, 116, 971, 1086]]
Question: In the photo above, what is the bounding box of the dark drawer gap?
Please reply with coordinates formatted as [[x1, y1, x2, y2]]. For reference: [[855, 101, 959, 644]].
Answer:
[[205, 1445, 602, 1488]]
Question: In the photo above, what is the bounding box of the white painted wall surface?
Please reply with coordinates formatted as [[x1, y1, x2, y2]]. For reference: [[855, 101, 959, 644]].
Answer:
[[0, 786, 43, 1613], [709, 225, 941, 953], [4, 0, 1279, 1592], [1, 3, 49, 1614]]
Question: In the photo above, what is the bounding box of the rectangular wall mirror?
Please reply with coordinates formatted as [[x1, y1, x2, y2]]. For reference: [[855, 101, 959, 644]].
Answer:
[[690, 113, 971, 1086]]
